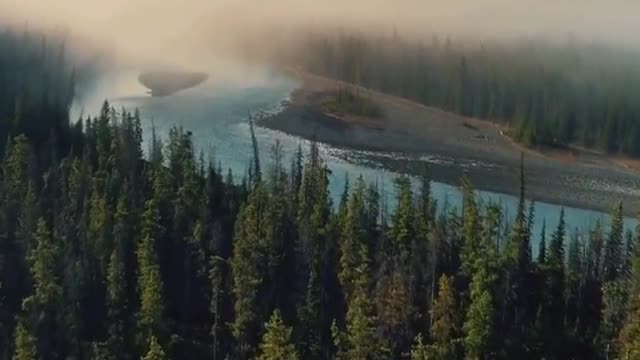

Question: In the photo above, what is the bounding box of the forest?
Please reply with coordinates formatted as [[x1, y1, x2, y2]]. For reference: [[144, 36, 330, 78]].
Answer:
[[284, 31, 640, 156], [2, 30, 640, 360]]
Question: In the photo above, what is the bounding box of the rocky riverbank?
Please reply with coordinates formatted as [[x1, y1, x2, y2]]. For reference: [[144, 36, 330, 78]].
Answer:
[[260, 70, 640, 216]]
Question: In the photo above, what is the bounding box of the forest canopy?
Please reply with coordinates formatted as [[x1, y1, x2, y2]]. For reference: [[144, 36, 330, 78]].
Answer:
[[2, 25, 640, 360]]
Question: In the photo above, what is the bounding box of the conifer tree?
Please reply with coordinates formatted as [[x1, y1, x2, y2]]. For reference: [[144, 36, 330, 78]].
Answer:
[[297, 259, 322, 360], [619, 227, 640, 355], [106, 240, 128, 357], [339, 177, 366, 302], [256, 310, 298, 360], [20, 218, 62, 357], [141, 335, 166, 360], [390, 176, 414, 262], [428, 275, 456, 359], [12, 320, 38, 360], [408, 333, 430, 360], [209, 255, 225, 360], [231, 185, 272, 357], [463, 263, 494, 360], [604, 202, 624, 282], [136, 199, 165, 344], [601, 280, 629, 357], [537, 221, 546, 264], [542, 209, 566, 357], [344, 242, 380, 359], [460, 177, 481, 276]]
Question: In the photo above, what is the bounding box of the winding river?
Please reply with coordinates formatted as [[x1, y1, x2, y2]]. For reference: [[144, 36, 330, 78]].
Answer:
[[72, 65, 637, 250]]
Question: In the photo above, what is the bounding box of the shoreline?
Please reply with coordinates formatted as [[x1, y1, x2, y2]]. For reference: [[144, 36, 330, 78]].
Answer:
[[260, 69, 640, 217]]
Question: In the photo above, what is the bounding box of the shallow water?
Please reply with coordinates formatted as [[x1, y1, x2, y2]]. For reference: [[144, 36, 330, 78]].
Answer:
[[72, 67, 637, 251]]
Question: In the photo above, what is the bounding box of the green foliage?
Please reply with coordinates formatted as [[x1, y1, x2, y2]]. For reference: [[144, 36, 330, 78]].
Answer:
[[256, 310, 298, 360], [141, 336, 166, 360], [428, 275, 456, 360], [463, 264, 494, 360], [1, 37, 640, 359], [408, 333, 430, 360], [12, 320, 38, 360], [293, 32, 640, 156], [604, 202, 624, 282], [321, 88, 384, 118], [137, 199, 165, 343], [231, 185, 272, 356]]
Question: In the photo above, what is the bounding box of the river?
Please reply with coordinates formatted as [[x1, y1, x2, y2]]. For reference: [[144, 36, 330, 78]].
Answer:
[[72, 66, 637, 251]]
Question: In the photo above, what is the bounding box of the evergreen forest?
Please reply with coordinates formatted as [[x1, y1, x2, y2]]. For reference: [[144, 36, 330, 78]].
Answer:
[[287, 32, 640, 155], [2, 28, 640, 360]]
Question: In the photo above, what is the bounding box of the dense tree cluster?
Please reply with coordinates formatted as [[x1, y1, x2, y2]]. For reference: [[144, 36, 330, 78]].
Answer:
[[0, 103, 638, 359], [288, 32, 640, 155], [2, 26, 640, 360]]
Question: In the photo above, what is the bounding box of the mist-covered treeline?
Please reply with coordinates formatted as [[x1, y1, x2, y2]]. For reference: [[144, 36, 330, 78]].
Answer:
[[1, 101, 640, 359], [287, 32, 640, 156], [0, 28, 86, 156]]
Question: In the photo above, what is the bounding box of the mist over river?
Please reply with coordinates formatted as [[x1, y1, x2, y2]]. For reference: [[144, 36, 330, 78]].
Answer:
[[72, 65, 637, 251]]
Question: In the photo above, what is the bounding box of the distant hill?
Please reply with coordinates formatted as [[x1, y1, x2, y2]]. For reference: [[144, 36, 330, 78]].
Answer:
[[138, 71, 208, 97]]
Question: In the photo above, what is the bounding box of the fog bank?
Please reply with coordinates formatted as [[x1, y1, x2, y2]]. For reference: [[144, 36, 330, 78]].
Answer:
[[2, 1, 639, 69]]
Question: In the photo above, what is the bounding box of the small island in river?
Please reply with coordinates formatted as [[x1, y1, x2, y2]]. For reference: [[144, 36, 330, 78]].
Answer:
[[138, 71, 208, 97]]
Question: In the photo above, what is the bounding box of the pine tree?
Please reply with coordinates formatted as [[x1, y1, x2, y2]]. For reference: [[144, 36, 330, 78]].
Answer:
[[602, 280, 629, 357], [604, 202, 624, 282], [20, 218, 62, 357], [141, 336, 166, 360], [231, 185, 272, 357], [297, 260, 322, 360], [344, 243, 381, 359], [537, 220, 546, 264], [463, 263, 494, 360], [428, 275, 456, 359], [618, 301, 640, 359], [256, 310, 298, 360], [542, 209, 566, 357], [408, 333, 430, 360], [390, 176, 414, 262], [136, 199, 165, 343], [339, 177, 366, 302], [209, 255, 225, 360], [106, 240, 128, 357], [12, 320, 38, 360], [460, 177, 481, 276], [618, 227, 640, 359], [412, 171, 433, 331]]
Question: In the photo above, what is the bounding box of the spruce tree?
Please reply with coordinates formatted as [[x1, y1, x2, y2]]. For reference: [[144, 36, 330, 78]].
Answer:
[[408, 333, 430, 360], [344, 243, 380, 359], [604, 202, 624, 282], [136, 199, 165, 344], [463, 263, 494, 360], [542, 209, 567, 357], [209, 255, 225, 360], [537, 220, 546, 264], [460, 177, 481, 276], [106, 241, 128, 358], [428, 275, 456, 359], [231, 185, 272, 357], [338, 177, 366, 302], [12, 320, 38, 360], [141, 335, 166, 360], [20, 218, 62, 357], [256, 310, 298, 360]]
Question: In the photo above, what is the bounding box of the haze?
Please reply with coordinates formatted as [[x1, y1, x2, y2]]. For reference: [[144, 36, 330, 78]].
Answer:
[[2, 0, 640, 68]]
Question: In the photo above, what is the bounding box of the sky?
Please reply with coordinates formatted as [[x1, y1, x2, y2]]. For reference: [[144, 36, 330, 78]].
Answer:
[[2, 0, 640, 67]]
